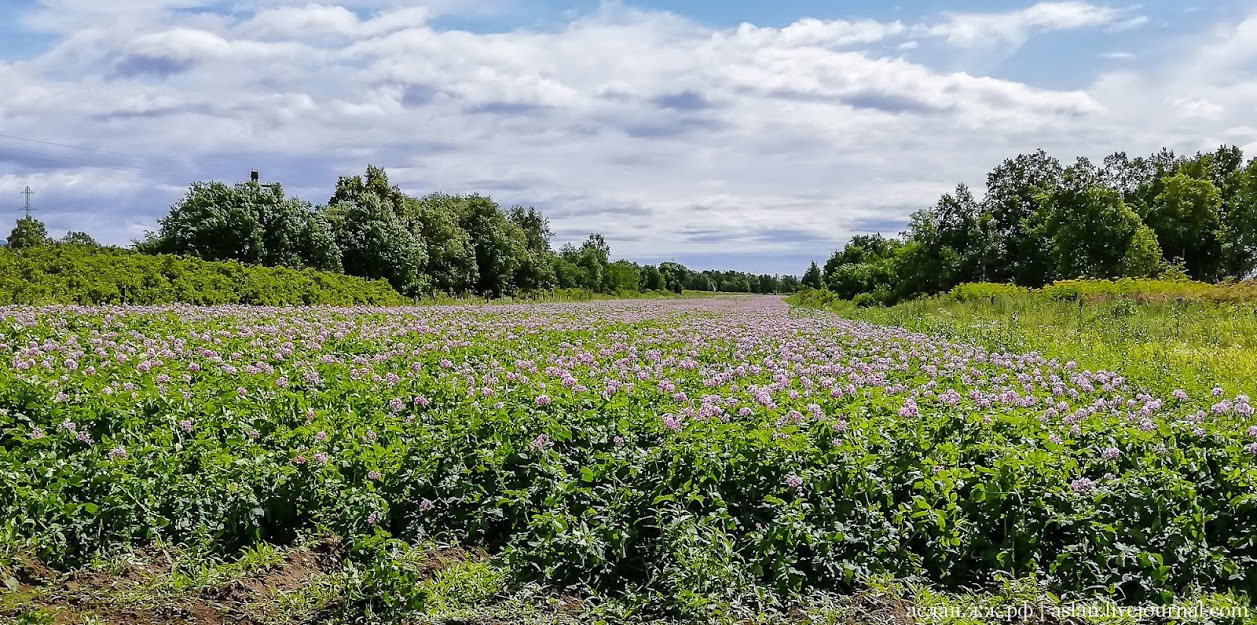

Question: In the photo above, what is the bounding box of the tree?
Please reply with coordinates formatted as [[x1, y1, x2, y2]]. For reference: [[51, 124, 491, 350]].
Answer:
[[639, 264, 663, 291], [1148, 172, 1223, 280], [658, 262, 689, 294], [60, 231, 98, 247], [406, 194, 479, 294], [1034, 167, 1161, 279], [329, 193, 428, 296], [1219, 157, 1257, 279], [329, 165, 408, 217], [607, 260, 641, 293], [8, 216, 50, 250], [137, 180, 341, 272], [801, 261, 822, 289], [454, 194, 526, 297], [981, 149, 1063, 286], [507, 206, 557, 292]]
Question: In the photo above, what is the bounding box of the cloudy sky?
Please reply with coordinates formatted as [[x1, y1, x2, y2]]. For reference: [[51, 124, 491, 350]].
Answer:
[[1, 0, 1255, 274]]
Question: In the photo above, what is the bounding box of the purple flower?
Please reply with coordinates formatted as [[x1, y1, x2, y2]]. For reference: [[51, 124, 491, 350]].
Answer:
[[314, 430, 327, 443], [108, 446, 127, 460], [367, 512, 378, 526], [1172, 389, 1188, 401], [530, 434, 550, 450], [312, 453, 329, 465], [785, 474, 804, 491], [535, 394, 552, 407], [367, 470, 382, 481], [898, 398, 919, 418], [179, 419, 194, 433], [419, 498, 434, 510], [1100, 447, 1120, 460], [1070, 477, 1095, 493], [364, 430, 377, 443], [30, 426, 45, 440]]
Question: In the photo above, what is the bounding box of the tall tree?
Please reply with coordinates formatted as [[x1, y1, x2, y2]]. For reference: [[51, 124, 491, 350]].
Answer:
[[1148, 172, 1223, 280], [801, 261, 822, 289], [7, 216, 50, 250], [329, 193, 427, 296], [138, 180, 341, 272], [454, 194, 526, 297], [406, 194, 479, 294], [980, 149, 1063, 286]]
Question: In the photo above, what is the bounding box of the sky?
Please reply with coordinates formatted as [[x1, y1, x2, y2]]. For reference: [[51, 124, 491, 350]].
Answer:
[[1, 0, 1255, 275]]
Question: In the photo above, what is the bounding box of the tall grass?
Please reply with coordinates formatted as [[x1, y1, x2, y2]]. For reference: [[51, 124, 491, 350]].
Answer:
[[791, 280, 1257, 397]]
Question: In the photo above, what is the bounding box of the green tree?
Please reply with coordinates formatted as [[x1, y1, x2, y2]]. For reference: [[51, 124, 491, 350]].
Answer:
[[406, 194, 479, 294], [1148, 172, 1223, 280], [607, 260, 641, 293], [455, 194, 526, 297], [981, 149, 1063, 286], [1219, 157, 1257, 278], [801, 261, 822, 289], [1035, 166, 1161, 279], [639, 265, 663, 291], [60, 231, 98, 247], [507, 206, 558, 292], [138, 180, 341, 271], [8, 216, 50, 249], [329, 193, 428, 296]]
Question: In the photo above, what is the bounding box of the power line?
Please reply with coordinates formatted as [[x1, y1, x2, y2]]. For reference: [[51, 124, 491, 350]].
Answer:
[[0, 144, 151, 173], [0, 132, 201, 165]]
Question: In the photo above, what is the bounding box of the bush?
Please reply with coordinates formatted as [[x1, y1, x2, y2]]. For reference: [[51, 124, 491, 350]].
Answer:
[[0, 246, 407, 306]]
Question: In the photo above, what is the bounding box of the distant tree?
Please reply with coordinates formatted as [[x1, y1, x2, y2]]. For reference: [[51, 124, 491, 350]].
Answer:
[[658, 262, 688, 294], [1215, 157, 1257, 279], [8, 216, 50, 250], [801, 261, 822, 289], [329, 193, 428, 296], [1034, 165, 1161, 279], [507, 205, 557, 292], [454, 194, 526, 297], [60, 231, 98, 247], [607, 260, 641, 293], [137, 180, 341, 272], [406, 194, 479, 294], [981, 149, 1064, 286], [1148, 172, 1223, 280], [639, 264, 663, 291]]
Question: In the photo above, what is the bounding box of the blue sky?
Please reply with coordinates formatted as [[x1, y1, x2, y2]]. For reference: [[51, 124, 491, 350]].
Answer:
[[2, 0, 1256, 274]]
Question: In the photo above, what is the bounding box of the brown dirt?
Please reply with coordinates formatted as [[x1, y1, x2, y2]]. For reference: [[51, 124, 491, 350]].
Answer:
[[2, 538, 348, 625], [0, 538, 509, 625]]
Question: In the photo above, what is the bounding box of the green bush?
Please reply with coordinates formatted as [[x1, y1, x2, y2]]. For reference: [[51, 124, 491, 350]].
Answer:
[[0, 246, 407, 306]]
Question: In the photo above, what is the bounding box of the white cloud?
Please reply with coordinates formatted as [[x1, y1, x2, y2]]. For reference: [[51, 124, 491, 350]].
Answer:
[[921, 1, 1145, 48], [0, 2, 1253, 271]]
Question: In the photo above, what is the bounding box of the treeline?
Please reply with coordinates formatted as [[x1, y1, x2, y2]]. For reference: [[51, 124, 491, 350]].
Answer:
[[805, 145, 1257, 304], [4, 165, 797, 299], [0, 244, 406, 306]]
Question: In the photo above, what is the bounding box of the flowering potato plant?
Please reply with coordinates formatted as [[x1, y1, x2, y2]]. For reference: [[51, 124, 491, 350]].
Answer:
[[1, 297, 1255, 610]]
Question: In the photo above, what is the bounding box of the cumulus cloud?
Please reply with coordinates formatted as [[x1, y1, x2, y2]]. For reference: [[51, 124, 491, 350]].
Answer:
[[921, 1, 1146, 49], [0, 1, 1253, 273]]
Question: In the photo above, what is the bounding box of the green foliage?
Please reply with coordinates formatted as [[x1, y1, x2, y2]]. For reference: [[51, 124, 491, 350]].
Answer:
[[949, 283, 1031, 302], [808, 144, 1257, 305], [7, 216, 50, 250], [0, 245, 407, 305], [136, 181, 342, 272], [329, 193, 429, 297]]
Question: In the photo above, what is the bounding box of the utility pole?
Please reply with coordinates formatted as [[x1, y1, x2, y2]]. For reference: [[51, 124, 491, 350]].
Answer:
[[21, 186, 34, 217], [250, 170, 281, 194]]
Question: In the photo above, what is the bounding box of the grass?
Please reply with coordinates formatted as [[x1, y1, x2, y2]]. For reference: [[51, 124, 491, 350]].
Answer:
[[793, 289, 1257, 398]]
